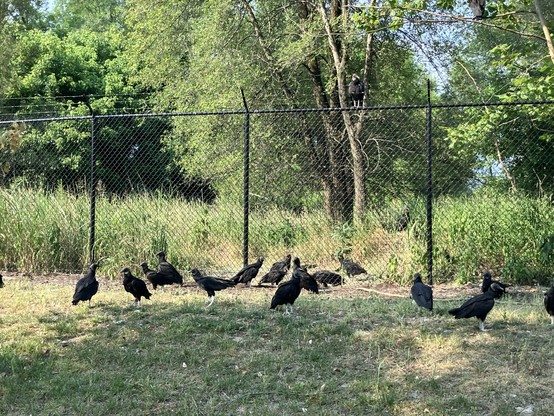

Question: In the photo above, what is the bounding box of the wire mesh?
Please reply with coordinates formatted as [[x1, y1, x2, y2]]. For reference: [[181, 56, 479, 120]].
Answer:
[[0, 100, 553, 284]]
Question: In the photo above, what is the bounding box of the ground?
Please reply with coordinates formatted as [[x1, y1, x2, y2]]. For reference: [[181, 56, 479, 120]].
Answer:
[[1, 270, 541, 301]]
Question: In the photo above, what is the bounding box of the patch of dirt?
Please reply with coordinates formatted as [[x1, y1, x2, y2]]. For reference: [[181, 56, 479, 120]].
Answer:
[[0, 271, 542, 301]]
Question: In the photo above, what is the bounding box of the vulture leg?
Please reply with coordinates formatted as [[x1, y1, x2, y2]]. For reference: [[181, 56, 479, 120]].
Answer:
[[478, 320, 486, 332], [207, 295, 215, 307]]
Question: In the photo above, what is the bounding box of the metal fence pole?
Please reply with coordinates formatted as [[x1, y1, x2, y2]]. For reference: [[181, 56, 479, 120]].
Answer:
[[85, 98, 97, 264], [426, 80, 433, 285], [241, 89, 250, 267]]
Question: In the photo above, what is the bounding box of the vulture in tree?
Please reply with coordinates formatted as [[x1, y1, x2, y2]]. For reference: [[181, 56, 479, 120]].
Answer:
[[72, 263, 100, 306], [191, 268, 236, 307], [258, 254, 291, 286], [157, 251, 184, 285], [292, 257, 319, 294], [481, 271, 510, 297], [448, 283, 505, 331], [338, 254, 367, 279], [410, 273, 433, 311], [122, 267, 151, 307], [544, 282, 554, 325], [140, 261, 175, 289], [348, 74, 365, 108], [270, 273, 302, 314], [468, 0, 485, 19], [232, 256, 264, 286], [312, 270, 343, 287]]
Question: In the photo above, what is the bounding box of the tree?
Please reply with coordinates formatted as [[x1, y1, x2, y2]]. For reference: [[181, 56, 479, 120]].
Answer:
[[124, 0, 429, 223]]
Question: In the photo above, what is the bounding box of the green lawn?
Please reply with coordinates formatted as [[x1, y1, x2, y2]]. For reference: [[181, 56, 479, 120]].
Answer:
[[0, 275, 551, 415]]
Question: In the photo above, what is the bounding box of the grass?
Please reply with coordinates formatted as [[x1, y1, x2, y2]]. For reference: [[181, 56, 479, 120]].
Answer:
[[0, 186, 554, 285], [1, 276, 553, 415]]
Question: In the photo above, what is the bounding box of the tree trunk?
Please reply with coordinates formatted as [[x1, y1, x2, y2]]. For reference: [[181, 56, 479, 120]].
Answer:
[[318, 0, 367, 225], [533, 0, 554, 65]]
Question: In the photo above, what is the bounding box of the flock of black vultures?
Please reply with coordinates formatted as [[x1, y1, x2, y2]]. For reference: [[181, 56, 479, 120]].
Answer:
[[2, 252, 554, 331]]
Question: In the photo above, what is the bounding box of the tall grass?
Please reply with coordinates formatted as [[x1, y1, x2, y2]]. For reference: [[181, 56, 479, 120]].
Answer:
[[0, 186, 552, 284]]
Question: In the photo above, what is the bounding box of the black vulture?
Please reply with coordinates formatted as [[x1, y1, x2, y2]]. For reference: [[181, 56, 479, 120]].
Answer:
[[338, 254, 367, 279], [448, 283, 505, 331], [270, 274, 302, 314], [157, 251, 184, 285], [348, 74, 365, 108], [410, 273, 433, 311], [72, 263, 100, 306], [258, 254, 291, 286], [232, 256, 264, 286], [122, 267, 151, 307], [312, 270, 342, 287], [0, 274, 3, 288], [468, 0, 485, 19], [191, 268, 236, 307], [481, 271, 510, 296], [140, 261, 175, 289], [544, 282, 554, 325], [396, 207, 410, 231], [292, 257, 319, 294]]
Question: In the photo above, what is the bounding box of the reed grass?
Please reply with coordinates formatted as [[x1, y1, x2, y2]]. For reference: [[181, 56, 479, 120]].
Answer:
[[0, 186, 552, 285]]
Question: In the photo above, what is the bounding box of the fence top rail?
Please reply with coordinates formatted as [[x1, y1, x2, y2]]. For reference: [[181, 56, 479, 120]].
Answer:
[[1, 99, 553, 125]]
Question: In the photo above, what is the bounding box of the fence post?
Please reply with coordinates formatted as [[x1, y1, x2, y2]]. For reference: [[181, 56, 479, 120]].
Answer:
[[426, 80, 433, 285], [241, 89, 250, 267], [85, 97, 97, 264]]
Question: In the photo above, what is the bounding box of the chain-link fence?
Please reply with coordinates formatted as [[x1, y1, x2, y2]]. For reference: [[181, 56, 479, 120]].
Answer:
[[1, 98, 554, 284]]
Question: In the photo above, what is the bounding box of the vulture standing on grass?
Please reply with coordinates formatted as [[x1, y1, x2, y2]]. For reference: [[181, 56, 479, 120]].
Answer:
[[270, 273, 302, 314], [338, 254, 367, 279], [258, 254, 291, 286], [72, 263, 100, 306], [448, 283, 505, 331], [481, 271, 510, 296], [140, 261, 175, 290], [122, 267, 151, 307], [348, 74, 365, 108], [292, 257, 319, 294], [468, 0, 485, 19], [191, 268, 236, 307], [544, 282, 554, 325], [410, 273, 433, 311], [157, 251, 184, 286], [0, 274, 3, 288], [232, 256, 264, 286], [312, 270, 342, 287]]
